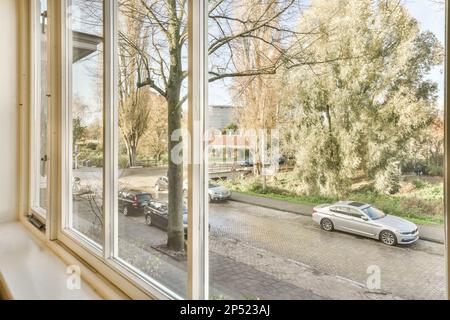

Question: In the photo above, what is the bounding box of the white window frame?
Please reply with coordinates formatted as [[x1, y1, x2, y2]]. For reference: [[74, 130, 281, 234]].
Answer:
[[59, 0, 104, 257], [29, 0, 48, 220], [22, 0, 449, 301], [57, 0, 210, 300]]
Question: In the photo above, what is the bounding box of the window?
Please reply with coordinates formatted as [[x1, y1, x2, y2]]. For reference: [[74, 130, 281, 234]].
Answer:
[[111, 0, 190, 298], [207, 0, 446, 300], [63, 0, 105, 248], [30, 0, 49, 219], [25, 0, 447, 301]]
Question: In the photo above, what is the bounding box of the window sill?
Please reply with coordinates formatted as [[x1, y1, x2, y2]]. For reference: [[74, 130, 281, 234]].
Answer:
[[0, 221, 117, 300]]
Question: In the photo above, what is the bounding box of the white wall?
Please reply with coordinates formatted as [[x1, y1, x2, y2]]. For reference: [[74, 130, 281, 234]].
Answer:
[[0, 0, 18, 223]]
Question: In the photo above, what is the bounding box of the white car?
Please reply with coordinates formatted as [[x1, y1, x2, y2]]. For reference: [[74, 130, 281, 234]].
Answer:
[[208, 181, 232, 202], [312, 201, 419, 246]]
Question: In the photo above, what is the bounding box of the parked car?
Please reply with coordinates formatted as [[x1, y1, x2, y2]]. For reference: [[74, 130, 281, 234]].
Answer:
[[414, 164, 428, 176], [145, 200, 211, 237], [244, 159, 254, 167], [208, 181, 232, 202], [154, 176, 188, 193], [118, 190, 153, 216], [145, 200, 188, 237], [154, 176, 169, 191], [312, 201, 419, 246]]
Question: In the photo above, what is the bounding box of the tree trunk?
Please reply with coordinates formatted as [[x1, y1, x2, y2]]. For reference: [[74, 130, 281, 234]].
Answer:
[[165, 0, 185, 252], [166, 89, 185, 252], [126, 140, 138, 168]]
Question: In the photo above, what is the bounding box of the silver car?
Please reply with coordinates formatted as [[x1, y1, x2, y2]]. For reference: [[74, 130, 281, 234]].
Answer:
[[312, 201, 419, 246], [208, 181, 232, 202]]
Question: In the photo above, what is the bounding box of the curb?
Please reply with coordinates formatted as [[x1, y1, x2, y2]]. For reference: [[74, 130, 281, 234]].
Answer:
[[229, 197, 312, 217], [417, 236, 445, 245], [230, 196, 445, 245]]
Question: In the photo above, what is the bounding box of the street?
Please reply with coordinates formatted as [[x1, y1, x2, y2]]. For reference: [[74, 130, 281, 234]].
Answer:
[[209, 201, 445, 300], [70, 167, 446, 300]]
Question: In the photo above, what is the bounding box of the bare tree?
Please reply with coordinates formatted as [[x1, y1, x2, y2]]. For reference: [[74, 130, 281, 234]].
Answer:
[[231, 0, 283, 176], [118, 1, 153, 167], [120, 0, 337, 251]]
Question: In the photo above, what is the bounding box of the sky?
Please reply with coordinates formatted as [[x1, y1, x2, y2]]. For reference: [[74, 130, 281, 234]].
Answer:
[[404, 0, 446, 108], [73, 0, 446, 111], [209, 0, 447, 107]]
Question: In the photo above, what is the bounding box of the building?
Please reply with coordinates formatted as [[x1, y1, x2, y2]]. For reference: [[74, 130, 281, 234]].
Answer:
[[208, 105, 237, 131]]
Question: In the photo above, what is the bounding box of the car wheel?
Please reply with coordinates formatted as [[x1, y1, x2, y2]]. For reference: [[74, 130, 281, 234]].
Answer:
[[320, 218, 334, 232], [145, 214, 152, 226], [123, 206, 129, 216], [380, 230, 397, 246]]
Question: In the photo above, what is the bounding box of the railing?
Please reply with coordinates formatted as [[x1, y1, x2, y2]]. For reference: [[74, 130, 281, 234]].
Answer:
[[209, 163, 252, 173]]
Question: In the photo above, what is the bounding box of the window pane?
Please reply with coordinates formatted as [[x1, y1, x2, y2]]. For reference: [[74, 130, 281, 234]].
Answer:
[[208, 0, 445, 300], [39, 0, 48, 213], [67, 0, 104, 247], [31, 0, 49, 216], [114, 0, 188, 298]]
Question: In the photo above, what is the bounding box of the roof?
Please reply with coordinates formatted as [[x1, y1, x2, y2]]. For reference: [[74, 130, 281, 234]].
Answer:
[[72, 31, 103, 62], [335, 201, 370, 208]]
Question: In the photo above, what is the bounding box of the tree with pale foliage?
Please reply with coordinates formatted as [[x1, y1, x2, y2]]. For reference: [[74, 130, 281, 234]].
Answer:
[[281, 0, 443, 196], [118, 0, 154, 167], [140, 95, 169, 164]]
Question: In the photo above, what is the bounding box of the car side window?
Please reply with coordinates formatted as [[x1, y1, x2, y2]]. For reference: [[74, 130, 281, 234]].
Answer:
[[347, 208, 363, 218], [340, 207, 355, 217], [331, 206, 346, 214]]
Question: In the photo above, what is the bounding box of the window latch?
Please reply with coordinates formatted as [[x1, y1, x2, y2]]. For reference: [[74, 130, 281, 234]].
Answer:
[[41, 155, 48, 162], [28, 215, 45, 232], [41, 11, 48, 35]]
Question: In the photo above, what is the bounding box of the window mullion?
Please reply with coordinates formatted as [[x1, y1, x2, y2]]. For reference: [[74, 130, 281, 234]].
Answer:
[[188, 0, 209, 300], [104, 0, 118, 260]]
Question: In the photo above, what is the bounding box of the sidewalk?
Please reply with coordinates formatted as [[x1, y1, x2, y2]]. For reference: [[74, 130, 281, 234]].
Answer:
[[230, 192, 445, 244]]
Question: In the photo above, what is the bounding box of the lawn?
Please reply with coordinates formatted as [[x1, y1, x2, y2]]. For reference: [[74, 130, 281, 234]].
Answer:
[[222, 174, 444, 226]]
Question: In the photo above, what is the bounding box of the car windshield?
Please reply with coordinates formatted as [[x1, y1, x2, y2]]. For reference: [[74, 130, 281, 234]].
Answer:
[[209, 181, 219, 188], [137, 194, 152, 204], [362, 206, 386, 220]]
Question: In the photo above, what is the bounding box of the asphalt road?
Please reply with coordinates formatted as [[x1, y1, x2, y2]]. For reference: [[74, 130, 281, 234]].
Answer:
[[71, 167, 446, 299], [72, 196, 445, 299], [209, 201, 445, 300]]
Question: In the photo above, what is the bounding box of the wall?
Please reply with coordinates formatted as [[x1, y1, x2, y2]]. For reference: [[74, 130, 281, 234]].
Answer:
[[0, 0, 18, 223]]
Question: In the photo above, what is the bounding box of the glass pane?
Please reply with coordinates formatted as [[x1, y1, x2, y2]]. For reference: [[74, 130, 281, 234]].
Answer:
[[67, 0, 104, 247], [115, 1, 188, 297], [208, 0, 445, 300], [31, 0, 48, 218], [36, 0, 48, 214]]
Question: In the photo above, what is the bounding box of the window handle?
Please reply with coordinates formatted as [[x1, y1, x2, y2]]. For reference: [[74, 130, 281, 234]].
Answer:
[[41, 155, 48, 162], [41, 11, 48, 35]]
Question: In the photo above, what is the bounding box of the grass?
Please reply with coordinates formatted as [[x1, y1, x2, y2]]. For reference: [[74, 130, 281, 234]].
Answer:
[[222, 175, 444, 226]]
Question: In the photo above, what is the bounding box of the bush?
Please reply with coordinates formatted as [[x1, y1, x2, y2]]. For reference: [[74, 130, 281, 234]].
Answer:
[[119, 154, 129, 169], [86, 142, 99, 151], [412, 179, 426, 189], [427, 165, 443, 177], [374, 163, 401, 195]]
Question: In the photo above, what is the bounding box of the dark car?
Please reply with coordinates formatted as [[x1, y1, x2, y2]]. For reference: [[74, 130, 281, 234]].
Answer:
[[118, 190, 153, 216], [414, 164, 428, 176], [145, 200, 188, 236]]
